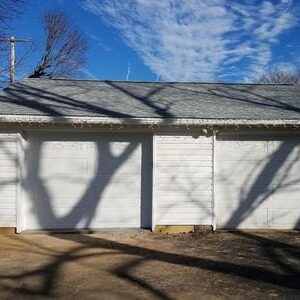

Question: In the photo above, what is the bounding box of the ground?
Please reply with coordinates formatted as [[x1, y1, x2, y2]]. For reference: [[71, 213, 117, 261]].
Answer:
[[0, 230, 299, 299]]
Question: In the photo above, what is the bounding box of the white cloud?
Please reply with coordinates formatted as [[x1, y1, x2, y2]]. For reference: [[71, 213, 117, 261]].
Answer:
[[88, 33, 113, 52], [276, 61, 297, 72], [80, 67, 97, 79], [81, 0, 297, 82]]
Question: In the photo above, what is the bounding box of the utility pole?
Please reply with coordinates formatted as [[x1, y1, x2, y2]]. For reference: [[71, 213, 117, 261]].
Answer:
[[0, 36, 30, 84]]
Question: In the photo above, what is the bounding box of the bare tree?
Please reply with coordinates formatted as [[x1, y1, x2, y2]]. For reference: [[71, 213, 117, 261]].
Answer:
[[29, 10, 87, 78], [255, 68, 300, 84], [0, 0, 24, 33], [0, 0, 26, 86]]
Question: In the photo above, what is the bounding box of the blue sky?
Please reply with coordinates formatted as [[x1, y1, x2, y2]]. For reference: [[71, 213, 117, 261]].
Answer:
[[7, 0, 300, 82]]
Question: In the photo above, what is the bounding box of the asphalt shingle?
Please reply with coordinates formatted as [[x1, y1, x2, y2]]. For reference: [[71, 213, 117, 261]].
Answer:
[[0, 78, 299, 120]]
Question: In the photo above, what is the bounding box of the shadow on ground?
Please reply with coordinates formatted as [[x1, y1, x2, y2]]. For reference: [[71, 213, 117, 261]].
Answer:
[[0, 230, 299, 299]]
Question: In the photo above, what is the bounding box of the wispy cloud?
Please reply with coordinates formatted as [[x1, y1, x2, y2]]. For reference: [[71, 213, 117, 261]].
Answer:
[[81, 0, 297, 82], [88, 33, 113, 52], [276, 61, 297, 72], [80, 67, 97, 79]]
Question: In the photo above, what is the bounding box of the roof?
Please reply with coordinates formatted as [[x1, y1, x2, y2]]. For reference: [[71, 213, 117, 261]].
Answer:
[[0, 79, 299, 127]]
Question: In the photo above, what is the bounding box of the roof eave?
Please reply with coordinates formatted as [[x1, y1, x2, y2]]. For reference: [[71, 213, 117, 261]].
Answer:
[[0, 115, 299, 130]]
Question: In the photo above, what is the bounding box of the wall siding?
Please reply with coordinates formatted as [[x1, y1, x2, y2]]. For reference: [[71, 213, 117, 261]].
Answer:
[[154, 134, 213, 225], [0, 133, 18, 227]]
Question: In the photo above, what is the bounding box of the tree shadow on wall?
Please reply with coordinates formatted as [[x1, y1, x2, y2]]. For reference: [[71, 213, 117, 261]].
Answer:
[[217, 138, 300, 228], [22, 135, 153, 229]]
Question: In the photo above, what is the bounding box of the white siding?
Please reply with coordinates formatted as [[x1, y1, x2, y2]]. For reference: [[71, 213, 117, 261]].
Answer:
[[217, 136, 300, 229], [154, 134, 213, 225], [0, 134, 18, 227]]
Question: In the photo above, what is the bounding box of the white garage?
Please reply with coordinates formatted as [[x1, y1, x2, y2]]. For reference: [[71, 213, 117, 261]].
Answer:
[[19, 132, 152, 231], [0, 79, 299, 233], [217, 134, 300, 229]]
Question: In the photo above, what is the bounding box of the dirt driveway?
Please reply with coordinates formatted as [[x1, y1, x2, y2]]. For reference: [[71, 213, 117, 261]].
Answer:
[[0, 230, 299, 299]]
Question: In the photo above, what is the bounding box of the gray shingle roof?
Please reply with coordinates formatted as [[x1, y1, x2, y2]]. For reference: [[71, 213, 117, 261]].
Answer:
[[0, 78, 299, 120]]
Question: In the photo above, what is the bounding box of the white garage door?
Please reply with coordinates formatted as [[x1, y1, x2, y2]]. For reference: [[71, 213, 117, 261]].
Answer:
[[21, 132, 151, 231], [217, 135, 300, 229]]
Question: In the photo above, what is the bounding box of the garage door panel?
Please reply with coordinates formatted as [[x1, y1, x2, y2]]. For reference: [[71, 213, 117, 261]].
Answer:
[[42, 183, 92, 200], [88, 169, 142, 178], [48, 206, 85, 219], [46, 176, 141, 186], [40, 158, 89, 178], [217, 207, 266, 228], [218, 136, 300, 229], [107, 159, 141, 173], [220, 153, 268, 162], [220, 186, 300, 210], [91, 207, 140, 227], [40, 141, 90, 157], [269, 161, 300, 184], [219, 162, 268, 186], [219, 141, 268, 161], [45, 203, 140, 220], [269, 209, 300, 227], [89, 149, 141, 175], [219, 184, 271, 208], [219, 160, 267, 171], [92, 156, 141, 167], [268, 140, 300, 157], [30, 217, 88, 230], [267, 150, 300, 162], [219, 174, 269, 186], [270, 185, 300, 203], [101, 188, 140, 199]]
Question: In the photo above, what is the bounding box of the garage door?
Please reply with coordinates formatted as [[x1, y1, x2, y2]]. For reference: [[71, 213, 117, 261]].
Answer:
[[21, 133, 151, 230], [217, 135, 300, 229]]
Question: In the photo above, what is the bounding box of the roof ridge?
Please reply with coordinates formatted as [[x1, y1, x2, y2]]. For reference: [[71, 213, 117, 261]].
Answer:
[[21, 78, 297, 86]]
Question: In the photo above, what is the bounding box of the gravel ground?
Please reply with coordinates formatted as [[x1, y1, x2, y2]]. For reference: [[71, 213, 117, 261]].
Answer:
[[0, 230, 299, 299]]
